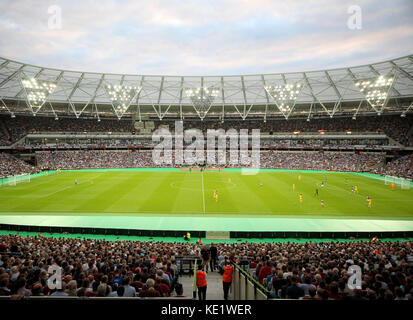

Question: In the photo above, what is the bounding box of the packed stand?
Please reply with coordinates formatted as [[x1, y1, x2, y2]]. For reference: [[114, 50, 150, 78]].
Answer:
[[35, 150, 385, 172], [0, 234, 412, 300], [378, 154, 413, 179], [0, 153, 35, 178], [1, 114, 412, 146]]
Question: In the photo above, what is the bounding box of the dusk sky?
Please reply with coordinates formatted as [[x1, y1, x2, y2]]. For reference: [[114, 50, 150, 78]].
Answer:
[[1, 0, 412, 75]]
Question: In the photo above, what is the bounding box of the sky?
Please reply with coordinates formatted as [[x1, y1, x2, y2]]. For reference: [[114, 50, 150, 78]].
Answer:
[[0, 0, 412, 75]]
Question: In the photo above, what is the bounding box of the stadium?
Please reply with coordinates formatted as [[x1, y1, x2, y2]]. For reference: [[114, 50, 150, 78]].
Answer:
[[0, 0, 413, 305]]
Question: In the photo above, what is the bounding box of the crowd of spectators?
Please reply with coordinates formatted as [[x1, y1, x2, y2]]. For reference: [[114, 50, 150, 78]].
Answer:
[[0, 153, 34, 178], [19, 137, 390, 150], [0, 233, 412, 300], [34, 150, 385, 172], [273, 152, 384, 172], [379, 154, 413, 179], [249, 239, 413, 300], [0, 116, 133, 145], [1, 114, 412, 146]]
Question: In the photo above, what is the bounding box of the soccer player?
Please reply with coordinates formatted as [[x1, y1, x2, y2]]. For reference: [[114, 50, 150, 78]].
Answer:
[[298, 175, 302, 181], [315, 188, 319, 196], [299, 194, 303, 203], [355, 185, 358, 193], [75, 178, 77, 185], [228, 178, 231, 184], [293, 183, 295, 192], [321, 199, 324, 208], [215, 191, 219, 203], [368, 197, 372, 208], [259, 181, 263, 187], [321, 181, 324, 188], [351, 186, 354, 193], [390, 182, 395, 190], [213, 189, 217, 199]]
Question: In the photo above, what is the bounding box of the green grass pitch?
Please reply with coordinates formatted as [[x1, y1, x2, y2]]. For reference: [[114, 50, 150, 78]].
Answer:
[[0, 170, 412, 220]]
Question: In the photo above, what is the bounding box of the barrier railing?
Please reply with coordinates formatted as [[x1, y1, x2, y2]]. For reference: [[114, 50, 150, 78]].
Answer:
[[230, 262, 269, 300], [192, 258, 198, 299]]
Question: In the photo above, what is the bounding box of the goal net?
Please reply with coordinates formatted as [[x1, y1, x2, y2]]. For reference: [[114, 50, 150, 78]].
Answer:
[[5, 174, 31, 187], [384, 175, 411, 189]]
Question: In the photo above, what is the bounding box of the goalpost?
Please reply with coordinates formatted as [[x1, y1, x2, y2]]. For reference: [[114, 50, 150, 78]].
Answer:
[[4, 173, 31, 187], [384, 175, 411, 190]]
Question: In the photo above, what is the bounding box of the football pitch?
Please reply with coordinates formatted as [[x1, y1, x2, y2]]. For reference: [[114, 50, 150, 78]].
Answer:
[[0, 169, 412, 221]]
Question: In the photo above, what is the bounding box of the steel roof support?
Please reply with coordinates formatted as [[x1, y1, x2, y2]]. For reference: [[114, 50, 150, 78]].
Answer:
[[136, 76, 145, 122], [303, 72, 332, 117], [353, 99, 364, 119], [324, 70, 343, 117], [14, 68, 45, 98], [0, 65, 25, 88], [324, 70, 342, 101], [67, 72, 85, 117], [178, 76, 184, 121], [0, 60, 9, 72], [221, 77, 225, 122], [369, 64, 401, 96], [78, 74, 104, 118], [241, 76, 247, 119], [261, 74, 270, 121], [401, 102, 413, 116], [0, 97, 13, 116], [154, 76, 164, 119], [389, 61, 413, 82], [347, 68, 379, 114]]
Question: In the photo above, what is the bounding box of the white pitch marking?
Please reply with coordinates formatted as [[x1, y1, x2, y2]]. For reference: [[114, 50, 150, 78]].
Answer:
[[201, 171, 206, 213]]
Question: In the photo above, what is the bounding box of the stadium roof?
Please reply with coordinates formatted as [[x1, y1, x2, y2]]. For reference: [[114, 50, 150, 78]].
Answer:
[[0, 55, 412, 121]]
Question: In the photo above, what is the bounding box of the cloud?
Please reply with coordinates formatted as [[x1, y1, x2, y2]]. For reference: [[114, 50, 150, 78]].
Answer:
[[0, 0, 412, 75]]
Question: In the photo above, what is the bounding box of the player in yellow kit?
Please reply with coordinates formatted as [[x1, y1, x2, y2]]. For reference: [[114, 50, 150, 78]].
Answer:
[[293, 183, 295, 192], [213, 189, 217, 199], [299, 193, 303, 203], [367, 196, 372, 208], [215, 191, 219, 203], [354, 185, 358, 193], [228, 178, 231, 184]]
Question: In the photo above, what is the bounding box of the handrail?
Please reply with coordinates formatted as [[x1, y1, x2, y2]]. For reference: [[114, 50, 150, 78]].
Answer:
[[192, 258, 198, 299], [231, 261, 270, 298]]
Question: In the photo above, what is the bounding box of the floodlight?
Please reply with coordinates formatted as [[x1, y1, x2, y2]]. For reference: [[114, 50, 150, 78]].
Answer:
[[185, 86, 219, 119], [104, 83, 141, 118], [21, 77, 58, 112], [354, 75, 394, 112], [264, 83, 303, 118]]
